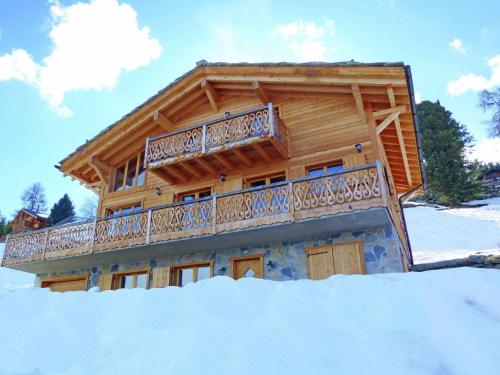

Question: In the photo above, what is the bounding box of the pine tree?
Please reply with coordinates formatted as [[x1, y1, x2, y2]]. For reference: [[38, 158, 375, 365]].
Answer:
[[21, 183, 47, 213], [0, 211, 6, 235], [47, 194, 76, 226], [479, 89, 500, 137], [417, 100, 481, 205]]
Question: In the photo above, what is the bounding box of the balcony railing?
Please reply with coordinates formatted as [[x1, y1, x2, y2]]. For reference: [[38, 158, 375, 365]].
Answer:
[[145, 103, 289, 168], [2, 163, 391, 266]]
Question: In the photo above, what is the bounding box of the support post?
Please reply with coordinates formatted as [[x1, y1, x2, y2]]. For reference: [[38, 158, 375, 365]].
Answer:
[[42, 229, 50, 260], [144, 137, 150, 169], [212, 195, 218, 234], [90, 217, 97, 253], [376, 160, 389, 207], [146, 209, 152, 244], [201, 124, 207, 154], [268, 102, 275, 137]]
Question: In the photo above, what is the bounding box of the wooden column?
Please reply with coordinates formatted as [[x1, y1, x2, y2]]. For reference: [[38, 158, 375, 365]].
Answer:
[[365, 102, 382, 162]]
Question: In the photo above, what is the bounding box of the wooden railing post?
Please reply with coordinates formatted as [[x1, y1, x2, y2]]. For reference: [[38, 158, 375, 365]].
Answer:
[[90, 217, 97, 253], [146, 209, 152, 244], [268, 102, 275, 137], [42, 229, 50, 260], [201, 124, 207, 154], [144, 137, 150, 169], [288, 181, 295, 220], [212, 195, 217, 234], [375, 160, 389, 206]]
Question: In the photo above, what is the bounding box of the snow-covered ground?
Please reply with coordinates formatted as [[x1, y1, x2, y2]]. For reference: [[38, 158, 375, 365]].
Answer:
[[0, 244, 33, 289], [405, 198, 500, 263], [0, 268, 499, 374]]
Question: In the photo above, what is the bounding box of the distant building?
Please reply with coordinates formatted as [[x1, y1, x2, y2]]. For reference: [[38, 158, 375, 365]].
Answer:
[[11, 209, 48, 234], [479, 167, 500, 198]]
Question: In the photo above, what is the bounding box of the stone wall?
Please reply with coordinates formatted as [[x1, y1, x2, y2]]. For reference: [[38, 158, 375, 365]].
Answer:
[[37, 224, 406, 288], [412, 254, 500, 272]]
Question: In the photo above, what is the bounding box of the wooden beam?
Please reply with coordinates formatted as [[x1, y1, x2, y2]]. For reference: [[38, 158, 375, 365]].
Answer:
[[232, 149, 253, 167], [150, 168, 176, 184], [213, 153, 234, 170], [352, 84, 366, 123], [163, 165, 188, 182], [88, 156, 111, 186], [195, 158, 218, 175], [387, 86, 412, 186], [365, 102, 381, 162], [376, 111, 400, 135], [153, 111, 174, 131], [179, 162, 202, 178], [372, 105, 407, 119], [252, 81, 270, 105], [201, 79, 219, 113], [252, 143, 272, 162]]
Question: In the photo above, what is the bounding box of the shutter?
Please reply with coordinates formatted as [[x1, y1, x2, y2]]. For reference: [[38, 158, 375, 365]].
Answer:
[[331, 241, 366, 275], [343, 152, 366, 168], [151, 266, 171, 288], [223, 176, 242, 193], [98, 274, 114, 291], [306, 247, 335, 280]]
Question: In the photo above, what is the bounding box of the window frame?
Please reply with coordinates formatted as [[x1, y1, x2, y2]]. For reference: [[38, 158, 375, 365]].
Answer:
[[176, 187, 213, 202], [110, 150, 147, 193], [244, 171, 287, 188], [169, 260, 215, 286], [112, 268, 150, 290], [306, 160, 344, 177], [105, 202, 143, 218]]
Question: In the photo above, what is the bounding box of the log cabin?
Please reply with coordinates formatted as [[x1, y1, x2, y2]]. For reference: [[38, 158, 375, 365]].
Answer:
[[11, 209, 47, 234], [2, 61, 424, 292]]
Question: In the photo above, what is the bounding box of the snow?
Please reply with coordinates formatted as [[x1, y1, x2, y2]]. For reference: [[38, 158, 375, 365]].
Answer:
[[405, 198, 500, 263], [0, 268, 499, 374], [0, 243, 34, 289]]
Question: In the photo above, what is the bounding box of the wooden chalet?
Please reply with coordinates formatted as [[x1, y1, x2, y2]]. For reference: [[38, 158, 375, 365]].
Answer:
[[2, 61, 424, 292], [11, 209, 47, 234]]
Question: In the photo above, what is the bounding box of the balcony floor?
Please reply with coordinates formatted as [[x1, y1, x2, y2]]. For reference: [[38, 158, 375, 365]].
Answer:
[[6, 207, 392, 274]]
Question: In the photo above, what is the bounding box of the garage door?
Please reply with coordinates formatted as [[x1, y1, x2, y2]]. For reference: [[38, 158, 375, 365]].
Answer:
[[41, 275, 88, 292], [306, 241, 366, 280]]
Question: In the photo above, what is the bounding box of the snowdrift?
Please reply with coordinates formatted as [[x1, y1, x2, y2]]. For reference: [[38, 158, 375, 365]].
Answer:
[[1, 268, 499, 374]]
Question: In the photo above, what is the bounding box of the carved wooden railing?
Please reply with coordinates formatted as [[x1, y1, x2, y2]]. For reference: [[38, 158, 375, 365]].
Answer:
[[145, 103, 288, 168], [3, 163, 392, 265]]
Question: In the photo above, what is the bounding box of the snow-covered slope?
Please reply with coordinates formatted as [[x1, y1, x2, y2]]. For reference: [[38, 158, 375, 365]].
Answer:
[[0, 268, 499, 375], [405, 198, 500, 263], [0, 243, 33, 289]]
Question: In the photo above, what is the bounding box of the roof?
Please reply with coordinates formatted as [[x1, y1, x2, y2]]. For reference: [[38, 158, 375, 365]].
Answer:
[[58, 60, 405, 166], [18, 209, 48, 220]]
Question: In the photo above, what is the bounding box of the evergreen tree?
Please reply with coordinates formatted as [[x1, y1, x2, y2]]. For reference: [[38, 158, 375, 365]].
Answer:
[[479, 89, 500, 137], [21, 182, 47, 213], [0, 211, 6, 235], [47, 194, 76, 226], [417, 100, 481, 205]]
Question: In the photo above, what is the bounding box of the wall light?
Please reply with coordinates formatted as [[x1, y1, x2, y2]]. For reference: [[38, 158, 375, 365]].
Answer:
[[219, 173, 226, 182], [266, 260, 276, 271], [155, 187, 161, 196], [355, 143, 362, 154]]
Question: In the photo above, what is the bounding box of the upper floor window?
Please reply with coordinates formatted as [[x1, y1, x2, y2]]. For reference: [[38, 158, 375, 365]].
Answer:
[[112, 151, 146, 192], [106, 203, 142, 217], [245, 172, 286, 188], [176, 188, 212, 202], [307, 161, 344, 178]]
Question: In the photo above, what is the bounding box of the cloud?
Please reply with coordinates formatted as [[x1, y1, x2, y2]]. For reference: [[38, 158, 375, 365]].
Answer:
[[447, 54, 500, 96], [468, 138, 500, 163], [449, 38, 466, 54], [272, 19, 335, 62], [0, 0, 161, 116], [414, 91, 422, 104]]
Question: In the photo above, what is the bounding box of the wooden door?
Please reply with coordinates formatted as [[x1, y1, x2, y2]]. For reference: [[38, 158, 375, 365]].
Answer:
[[231, 254, 264, 280], [306, 241, 365, 280], [41, 275, 88, 292]]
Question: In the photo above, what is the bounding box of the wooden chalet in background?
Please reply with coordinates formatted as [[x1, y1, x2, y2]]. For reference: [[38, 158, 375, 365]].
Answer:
[[11, 209, 47, 234], [2, 61, 424, 292]]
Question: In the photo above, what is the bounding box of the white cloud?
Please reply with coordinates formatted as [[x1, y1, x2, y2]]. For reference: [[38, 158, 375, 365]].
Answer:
[[272, 19, 335, 62], [468, 138, 500, 163], [0, 0, 161, 116], [449, 38, 466, 54], [414, 91, 422, 104], [447, 54, 500, 96]]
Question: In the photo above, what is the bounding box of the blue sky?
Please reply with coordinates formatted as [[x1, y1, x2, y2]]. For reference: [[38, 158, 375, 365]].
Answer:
[[0, 0, 499, 217]]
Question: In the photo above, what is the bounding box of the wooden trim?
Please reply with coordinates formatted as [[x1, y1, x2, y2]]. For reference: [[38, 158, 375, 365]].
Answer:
[[111, 268, 151, 290], [230, 253, 265, 279], [41, 273, 89, 290]]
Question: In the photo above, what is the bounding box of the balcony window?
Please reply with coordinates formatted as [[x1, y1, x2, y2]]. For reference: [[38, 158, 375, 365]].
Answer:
[[307, 161, 344, 177], [113, 270, 149, 289], [112, 151, 146, 192], [246, 172, 286, 188], [170, 261, 213, 287], [177, 188, 212, 202]]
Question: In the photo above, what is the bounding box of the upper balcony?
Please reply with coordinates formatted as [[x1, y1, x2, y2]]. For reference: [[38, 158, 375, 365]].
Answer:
[[2, 163, 411, 273], [145, 104, 289, 181]]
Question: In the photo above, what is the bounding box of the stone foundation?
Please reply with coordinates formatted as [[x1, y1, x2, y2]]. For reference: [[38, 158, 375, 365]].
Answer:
[[37, 224, 407, 287]]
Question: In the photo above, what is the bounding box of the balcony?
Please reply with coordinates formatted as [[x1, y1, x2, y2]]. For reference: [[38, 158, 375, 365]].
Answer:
[[145, 104, 289, 180], [2, 163, 408, 273]]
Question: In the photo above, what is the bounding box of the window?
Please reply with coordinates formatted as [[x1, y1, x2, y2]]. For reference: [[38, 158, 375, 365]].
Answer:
[[307, 161, 344, 177], [112, 151, 146, 192], [170, 261, 214, 287], [245, 172, 286, 188], [113, 270, 149, 289], [176, 188, 212, 202], [106, 203, 142, 217]]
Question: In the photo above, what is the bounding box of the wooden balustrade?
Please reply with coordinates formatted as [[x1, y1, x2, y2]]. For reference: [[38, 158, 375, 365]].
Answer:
[[2, 163, 393, 266], [145, 104, 287, 168]]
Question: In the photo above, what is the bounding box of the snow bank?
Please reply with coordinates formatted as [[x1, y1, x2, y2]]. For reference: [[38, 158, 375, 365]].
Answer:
[[405, 198, 500, 263], [0, 243, 34, 289], [0, 268, 499, 374]]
